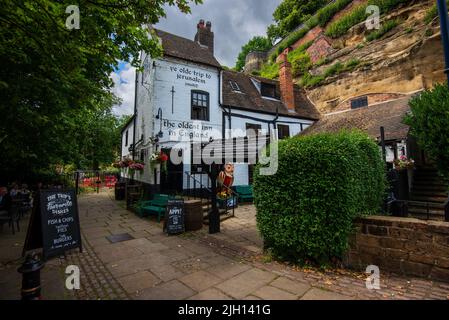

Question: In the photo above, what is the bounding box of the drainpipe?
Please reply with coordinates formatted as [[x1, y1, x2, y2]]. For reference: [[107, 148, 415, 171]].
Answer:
[[437, 0, 449, 86], [132, 69, 138, 161]]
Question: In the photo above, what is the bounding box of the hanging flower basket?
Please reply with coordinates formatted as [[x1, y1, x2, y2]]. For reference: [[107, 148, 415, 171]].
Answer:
[[394, 155, 415, 171], [150, 151, 169, 174]]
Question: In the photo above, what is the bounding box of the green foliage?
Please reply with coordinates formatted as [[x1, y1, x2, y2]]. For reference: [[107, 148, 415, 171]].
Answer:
[[404, 83, 449, 179], [260, 62, 280, 79], [254, 131, 386, 264], [291, 53, 312, 77], [425, 28, 434, 37], [425, 0, 449, 24], [365, 19, 399, 42], [268, 0, 354, 63], [325, 4, 367, 38], [235, 36, 272, 71], [267, 0, 328, 43], [0, 0, 199, 182], [301, 59, 360, 87], [316, 0, 353, 26], [325, 0, 413, 38]]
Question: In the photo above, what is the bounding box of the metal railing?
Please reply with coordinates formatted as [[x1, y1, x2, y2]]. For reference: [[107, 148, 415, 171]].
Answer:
[[184, 171, 239, 219]]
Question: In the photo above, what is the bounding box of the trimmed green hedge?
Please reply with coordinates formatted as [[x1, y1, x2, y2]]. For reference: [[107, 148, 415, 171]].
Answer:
[[254, 131, 386, 265]]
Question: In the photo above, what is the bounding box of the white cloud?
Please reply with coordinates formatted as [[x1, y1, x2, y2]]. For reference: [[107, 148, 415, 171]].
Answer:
[[111, 63, 136, 116]]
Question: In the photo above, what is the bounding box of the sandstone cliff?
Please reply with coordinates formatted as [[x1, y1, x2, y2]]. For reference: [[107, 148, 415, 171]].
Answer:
[[301, 0, 447, 114]]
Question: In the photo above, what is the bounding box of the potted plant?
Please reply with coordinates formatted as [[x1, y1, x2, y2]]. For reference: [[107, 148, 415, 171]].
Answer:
[[217, 190, 237, 209]]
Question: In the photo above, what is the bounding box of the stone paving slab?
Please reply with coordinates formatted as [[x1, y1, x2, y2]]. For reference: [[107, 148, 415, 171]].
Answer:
[[2, 189, 449, 300]]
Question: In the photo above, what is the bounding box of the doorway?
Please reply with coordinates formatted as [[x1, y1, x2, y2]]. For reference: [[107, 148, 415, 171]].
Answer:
[[160, 148, 183, 195]]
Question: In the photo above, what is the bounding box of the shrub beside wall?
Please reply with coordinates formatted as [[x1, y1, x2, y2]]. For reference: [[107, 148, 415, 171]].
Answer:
[[254, 131, 386, 265]]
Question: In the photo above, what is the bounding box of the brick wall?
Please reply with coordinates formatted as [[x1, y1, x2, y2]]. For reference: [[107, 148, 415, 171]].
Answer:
[[328, 0, 367, 26], [306, 36, 334, 63], [292, 26, 323, 50], [345, 216, 449, 282]]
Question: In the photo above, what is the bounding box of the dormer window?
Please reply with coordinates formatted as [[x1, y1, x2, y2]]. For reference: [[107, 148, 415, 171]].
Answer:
[[229, 81, 241, 92], [350, 96, 368, 109], [261, 82, 279, 99]]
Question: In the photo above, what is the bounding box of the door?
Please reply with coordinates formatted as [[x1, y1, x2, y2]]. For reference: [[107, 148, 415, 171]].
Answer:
[[160, 148, 183, 194]]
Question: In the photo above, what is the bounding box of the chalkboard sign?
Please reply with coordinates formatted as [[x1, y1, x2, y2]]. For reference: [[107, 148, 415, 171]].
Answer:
[[165, 199, 185, 235], [23, 189, 82, 260]]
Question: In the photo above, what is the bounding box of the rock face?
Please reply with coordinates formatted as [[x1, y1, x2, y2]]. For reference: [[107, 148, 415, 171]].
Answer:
[[302, 1, 447, 113]]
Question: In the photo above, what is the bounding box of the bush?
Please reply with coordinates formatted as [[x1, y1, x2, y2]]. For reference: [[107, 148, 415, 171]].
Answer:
[[365, 19, 399, 42], [260, 61, 279, 79], [291, 52, 312, 76], [424, 0, 449, 24], [405, 83, 449, 179], [254, 131, 386, 265]]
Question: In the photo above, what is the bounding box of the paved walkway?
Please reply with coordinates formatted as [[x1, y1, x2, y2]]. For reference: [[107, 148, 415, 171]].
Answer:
[[1, 189, 448, 300]]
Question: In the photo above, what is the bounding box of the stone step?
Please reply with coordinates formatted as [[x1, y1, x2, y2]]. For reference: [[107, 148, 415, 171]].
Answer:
[[410, 190, 448, 198], [409, 196, 448, 203], [412, 185, 448, 192], [408, 212, 445, 221]]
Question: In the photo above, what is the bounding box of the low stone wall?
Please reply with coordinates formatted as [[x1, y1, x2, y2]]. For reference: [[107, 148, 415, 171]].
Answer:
[[345, 215, 449, 282]]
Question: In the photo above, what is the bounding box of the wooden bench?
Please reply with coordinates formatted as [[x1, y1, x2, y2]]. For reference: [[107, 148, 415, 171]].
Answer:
[[234, 185, 253, 203], [141, 194, 173, 222]]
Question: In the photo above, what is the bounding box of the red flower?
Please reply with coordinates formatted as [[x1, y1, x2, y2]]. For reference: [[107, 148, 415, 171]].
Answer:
[[159, 152, 168, 162]]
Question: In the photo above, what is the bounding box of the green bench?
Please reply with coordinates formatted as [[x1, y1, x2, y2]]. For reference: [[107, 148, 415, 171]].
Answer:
[[136, 194, 173, 222], [234, 185, 253, 203]]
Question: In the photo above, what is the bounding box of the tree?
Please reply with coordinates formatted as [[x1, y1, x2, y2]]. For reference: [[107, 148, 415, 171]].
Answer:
[[235, 36, 272, 71], [267, 0, 327, 43], [0, 0, 200, 181], [405, 83, 449, 178]]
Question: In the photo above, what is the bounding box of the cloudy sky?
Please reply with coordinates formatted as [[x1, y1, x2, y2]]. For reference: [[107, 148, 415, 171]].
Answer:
[[112, 0, 281, 116]]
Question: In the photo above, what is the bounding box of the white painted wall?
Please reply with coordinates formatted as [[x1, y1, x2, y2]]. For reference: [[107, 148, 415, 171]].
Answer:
[[121, 121, 134, 159], [124, 52, 317, 188]]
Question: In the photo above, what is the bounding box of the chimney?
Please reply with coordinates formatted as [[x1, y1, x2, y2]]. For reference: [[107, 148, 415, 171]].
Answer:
[[277, 48, 295, 111], [194, 19, 214, 54]]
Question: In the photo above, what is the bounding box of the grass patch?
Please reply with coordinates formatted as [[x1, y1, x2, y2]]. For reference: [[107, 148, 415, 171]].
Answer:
[[365, 19, 399, 42], [302, 58, 360, 88], [425, 0, 449, 24]]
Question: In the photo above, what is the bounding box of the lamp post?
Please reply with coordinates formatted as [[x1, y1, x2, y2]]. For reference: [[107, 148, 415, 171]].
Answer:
[[437, 0, 449, 86]]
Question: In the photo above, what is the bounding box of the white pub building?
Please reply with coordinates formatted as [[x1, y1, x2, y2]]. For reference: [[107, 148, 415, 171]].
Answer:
[[121, 20, 320, 195]]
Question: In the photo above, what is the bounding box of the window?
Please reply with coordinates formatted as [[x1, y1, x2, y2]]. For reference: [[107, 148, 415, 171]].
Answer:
[[261, 82, 279, 99], [246, 123, 262, 136], [191, 90, 209, 121], [350, 96, 368, 109], [125, 130, 129, 146], [229, 81, 241, 92], [277, 124, 290, 139]]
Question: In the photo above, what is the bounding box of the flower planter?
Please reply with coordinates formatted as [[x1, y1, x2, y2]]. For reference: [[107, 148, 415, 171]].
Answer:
[[217, 196, 238, 209]]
